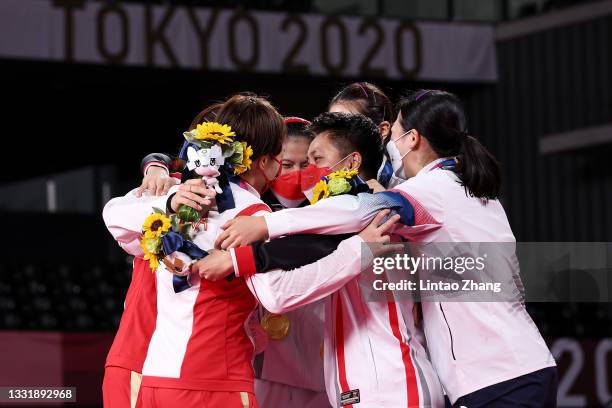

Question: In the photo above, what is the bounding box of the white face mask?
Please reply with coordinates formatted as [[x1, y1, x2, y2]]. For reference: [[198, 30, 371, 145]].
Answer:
[[386, 130, 411, 180], [329, 152, 354, 172]]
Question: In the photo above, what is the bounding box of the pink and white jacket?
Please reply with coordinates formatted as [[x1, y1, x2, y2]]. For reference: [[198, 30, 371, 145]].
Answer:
[[252, 158, 556, 404]]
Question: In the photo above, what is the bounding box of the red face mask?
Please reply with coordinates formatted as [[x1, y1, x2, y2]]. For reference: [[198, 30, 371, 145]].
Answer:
[[300, 163, 332, 192], [258, 156, 283, 194], [270, 171, 304, 200]]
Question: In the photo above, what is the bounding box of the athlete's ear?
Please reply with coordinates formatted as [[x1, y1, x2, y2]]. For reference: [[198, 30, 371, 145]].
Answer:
[[378, 121, 391, 140], [257, 155, 269, 170], [406, 129, 420, 150], [349, 152, 362, 171]]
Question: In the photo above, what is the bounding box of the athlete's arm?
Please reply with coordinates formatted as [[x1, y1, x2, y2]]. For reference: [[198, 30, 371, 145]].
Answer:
[[215, 190, 415, 249], [235, 233, 350, 276], [141, 152, 173, 175], [196, 233, 347, 281], [103, 180, 213, 256], [102, 187, 180, 257], [245, 211, 399, 314]]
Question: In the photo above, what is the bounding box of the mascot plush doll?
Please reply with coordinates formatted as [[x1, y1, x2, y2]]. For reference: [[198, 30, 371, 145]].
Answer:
[[186, 144, 225, 194]]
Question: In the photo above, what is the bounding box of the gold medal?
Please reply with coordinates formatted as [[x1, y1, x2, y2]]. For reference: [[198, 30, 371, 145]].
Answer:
[[261, 312, 290, 340]]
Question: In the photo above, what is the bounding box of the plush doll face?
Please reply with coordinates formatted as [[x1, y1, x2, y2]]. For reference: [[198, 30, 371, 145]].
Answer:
[[186, 145, 225, 176], [203, 145, 225, 167]]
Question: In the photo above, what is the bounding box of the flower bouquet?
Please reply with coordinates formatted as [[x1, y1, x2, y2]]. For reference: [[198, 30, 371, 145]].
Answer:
[[310, 169, 360, 204], [140, 209, 205, 276]]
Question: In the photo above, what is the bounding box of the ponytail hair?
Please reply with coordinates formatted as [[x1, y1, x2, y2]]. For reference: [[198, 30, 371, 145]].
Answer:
[[398, 90, 501, 200], [457, 135, 501, 200]]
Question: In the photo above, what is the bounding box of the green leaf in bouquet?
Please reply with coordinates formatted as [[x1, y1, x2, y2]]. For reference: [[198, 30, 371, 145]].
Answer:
[[183, 130, 197, 144], [222, 141, 237, 158], [183, 131, 214, 150], [200, 140, 215, 149], [152, 207, 166, 215], [142, 235, 162, 254], [229, 141, 244, 165], [178, 204, 200, 222]]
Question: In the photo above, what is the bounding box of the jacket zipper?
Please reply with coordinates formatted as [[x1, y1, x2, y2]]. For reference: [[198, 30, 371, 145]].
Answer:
[[439, 303, 456, 360]]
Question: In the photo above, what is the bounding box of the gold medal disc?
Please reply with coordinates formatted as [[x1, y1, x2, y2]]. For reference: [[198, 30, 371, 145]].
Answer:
[[261, 313, 290, 340]]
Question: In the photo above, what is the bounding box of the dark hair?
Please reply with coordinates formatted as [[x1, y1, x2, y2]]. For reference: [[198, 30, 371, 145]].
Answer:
[[329, 82, 395, 125], [308, 112, 383, 180], [398, 90, 501, 200], [188, 103, 222, 130], [215, 93, 285, 160]]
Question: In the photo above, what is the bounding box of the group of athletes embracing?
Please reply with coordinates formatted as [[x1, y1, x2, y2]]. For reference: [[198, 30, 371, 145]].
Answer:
[[102, 82, 558, 408]]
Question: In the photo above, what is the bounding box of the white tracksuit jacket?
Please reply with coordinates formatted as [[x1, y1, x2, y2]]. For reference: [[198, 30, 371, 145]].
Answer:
[[255, 158, 556, 404]]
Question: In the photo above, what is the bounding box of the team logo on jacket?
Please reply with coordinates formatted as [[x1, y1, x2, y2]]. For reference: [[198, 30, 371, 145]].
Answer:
[[340, 389, 360, 406]]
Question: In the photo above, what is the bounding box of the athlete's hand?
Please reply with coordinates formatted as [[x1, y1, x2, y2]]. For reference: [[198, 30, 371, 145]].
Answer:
[[191, 250, 234, 282], [366, 178, 386, 193], [136, 166, 178, 197], [215, 216, 269, 250], [170, 179, 216, 213], [358, 209, 400, 244]]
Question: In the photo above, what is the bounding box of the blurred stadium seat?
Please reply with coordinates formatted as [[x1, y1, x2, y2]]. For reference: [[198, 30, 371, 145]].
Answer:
[[0, 259, 131, 332]]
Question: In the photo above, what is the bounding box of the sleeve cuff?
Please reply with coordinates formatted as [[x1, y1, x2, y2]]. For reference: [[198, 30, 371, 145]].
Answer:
[[231, 246, 257, 278], [144, 162, 170, 176]]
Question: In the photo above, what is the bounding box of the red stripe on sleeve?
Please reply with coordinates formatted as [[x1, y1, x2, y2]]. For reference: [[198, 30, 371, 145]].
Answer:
[[231, 203, 270, 277], [335, 295, 353, 408], [233, 246, 257, 278], [236, 203, 271, 217], [387, 301, 420, 408]]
